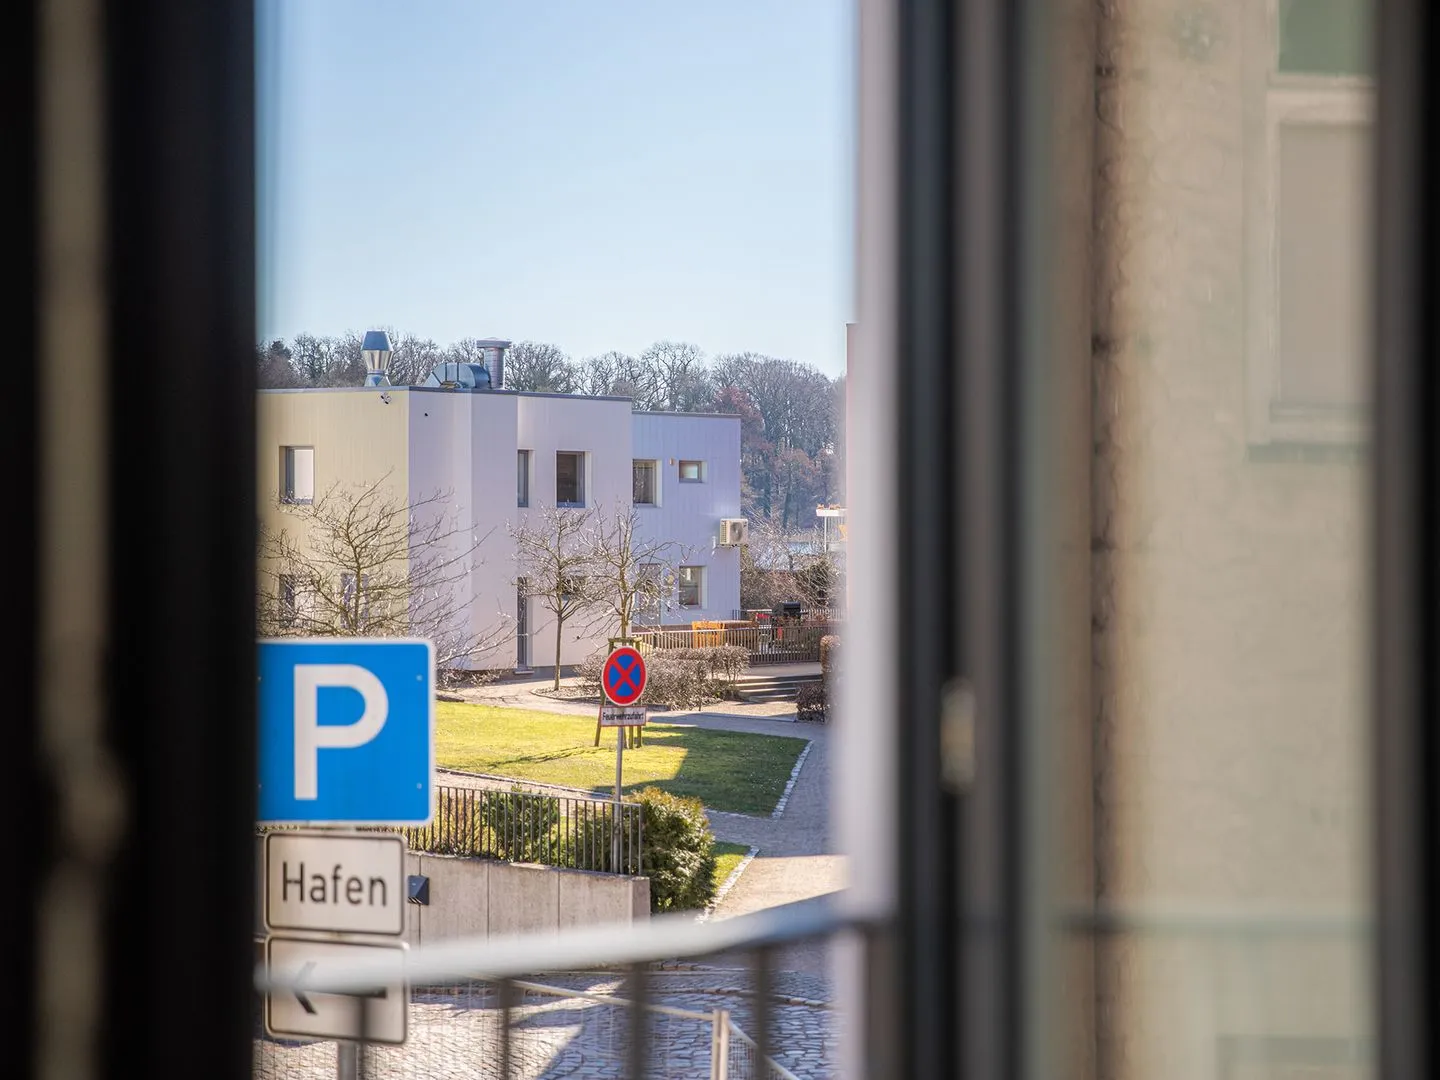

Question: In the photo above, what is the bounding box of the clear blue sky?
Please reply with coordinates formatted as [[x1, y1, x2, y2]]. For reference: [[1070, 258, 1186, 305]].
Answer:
[[257, 1, 856, 377]]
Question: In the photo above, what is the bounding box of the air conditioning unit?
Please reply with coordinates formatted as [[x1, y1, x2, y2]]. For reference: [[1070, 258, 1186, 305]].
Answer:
[[718, 518, 749, 546]]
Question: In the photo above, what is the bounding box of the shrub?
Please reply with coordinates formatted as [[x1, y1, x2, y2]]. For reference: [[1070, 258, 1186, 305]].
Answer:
[[577, 646, 749, 708], [819, 635, 839, 677], [635, 787, 717, 912], [480, 787, 560, 864], [796, 682, 827, 723]]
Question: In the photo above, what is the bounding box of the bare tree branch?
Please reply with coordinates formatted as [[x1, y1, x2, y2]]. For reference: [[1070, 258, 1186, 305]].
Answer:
[[585, 500, 690, 638], [509, 504, 605, 690], [257, 471, 511, 684]]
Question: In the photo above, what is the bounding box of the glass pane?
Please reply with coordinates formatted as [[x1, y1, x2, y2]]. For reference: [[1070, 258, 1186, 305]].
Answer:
[[1278, 0, 1372, 76], [1277, 123, 1371, 407], [1083, 1, 1374, 1078]]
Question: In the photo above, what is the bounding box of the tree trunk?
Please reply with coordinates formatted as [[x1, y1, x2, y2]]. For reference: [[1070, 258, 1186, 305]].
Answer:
[[553, 614, 564, 691]]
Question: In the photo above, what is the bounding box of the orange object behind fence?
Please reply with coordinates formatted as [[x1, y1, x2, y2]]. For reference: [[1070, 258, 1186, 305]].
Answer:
[[691, 620, 725, 647]]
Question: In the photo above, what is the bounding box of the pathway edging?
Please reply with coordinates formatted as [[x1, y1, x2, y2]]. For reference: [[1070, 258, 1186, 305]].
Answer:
[[696, 845, 760, 924]]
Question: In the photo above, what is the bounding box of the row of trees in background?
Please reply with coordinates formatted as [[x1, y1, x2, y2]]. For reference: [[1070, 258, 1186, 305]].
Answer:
[[257, 333, 846, 529]]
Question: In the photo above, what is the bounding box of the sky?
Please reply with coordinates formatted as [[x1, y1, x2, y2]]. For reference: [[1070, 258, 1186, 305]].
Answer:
[[256, 1, 856, 377]]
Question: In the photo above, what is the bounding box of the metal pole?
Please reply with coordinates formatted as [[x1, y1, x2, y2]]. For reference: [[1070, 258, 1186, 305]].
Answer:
[[613, 731, 624, 870], [336, 1041, 359, 1080]]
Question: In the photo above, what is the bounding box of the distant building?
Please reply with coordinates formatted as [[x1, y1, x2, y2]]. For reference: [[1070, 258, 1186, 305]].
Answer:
[[257, 341, 742, 675]]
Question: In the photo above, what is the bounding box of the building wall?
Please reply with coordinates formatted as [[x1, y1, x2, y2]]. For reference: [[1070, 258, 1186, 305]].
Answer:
[[257, 388, 745, 674], [631, 412, 743, 623], [256, 388, 411, 575], [515, 394, 634, 668], [1087, 3, 1371, 1078], [406, 389, 520, 671]]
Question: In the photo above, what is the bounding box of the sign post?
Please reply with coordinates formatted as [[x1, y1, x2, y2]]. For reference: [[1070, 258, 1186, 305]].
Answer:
[[257, 638, 434, 1074], [600, 644, 648, 870]]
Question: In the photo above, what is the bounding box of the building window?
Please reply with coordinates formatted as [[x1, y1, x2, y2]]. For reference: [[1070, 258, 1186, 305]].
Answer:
[[1246, 6, 1372, 447], [278, 575, 298, 628], [678, 565, 703, 608], [678, 460, 704, 483], [1277, 0, 1371, 77], [517, 450, 531, 507], [633, 460, 658, 505], [281, 446, 314, 503], [340, 573, 370, 629], [556, 451, 585, 506]]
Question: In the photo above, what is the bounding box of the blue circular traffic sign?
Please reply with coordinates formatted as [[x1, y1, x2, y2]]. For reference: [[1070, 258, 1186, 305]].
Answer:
[[603, 646, 648, 706]]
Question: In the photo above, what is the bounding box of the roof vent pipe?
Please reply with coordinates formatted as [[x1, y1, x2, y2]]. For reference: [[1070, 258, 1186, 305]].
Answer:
[[476, 337, 511, 390], [362, 330, 393, 387]]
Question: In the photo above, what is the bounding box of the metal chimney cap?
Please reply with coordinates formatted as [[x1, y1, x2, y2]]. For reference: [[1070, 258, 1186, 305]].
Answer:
[[361, 330, 393, 352], [475, 337, 512, 348]]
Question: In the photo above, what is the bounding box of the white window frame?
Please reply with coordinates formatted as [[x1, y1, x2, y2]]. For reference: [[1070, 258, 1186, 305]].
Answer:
[[633, 459, 659, 506], [281, 445, 314, 504], [556, 450, 586, 508], [1244, 3, 1373, 448], [678, 565, 704, 609], [678, 459, 705, 483], [517, 449, 531, 508]]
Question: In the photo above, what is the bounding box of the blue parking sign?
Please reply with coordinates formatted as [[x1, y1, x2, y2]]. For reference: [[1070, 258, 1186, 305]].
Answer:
[[257, 638, 434, 825]]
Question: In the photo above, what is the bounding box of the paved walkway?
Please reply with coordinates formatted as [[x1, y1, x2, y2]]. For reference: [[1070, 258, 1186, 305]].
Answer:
[[444, 672, 847, 981]]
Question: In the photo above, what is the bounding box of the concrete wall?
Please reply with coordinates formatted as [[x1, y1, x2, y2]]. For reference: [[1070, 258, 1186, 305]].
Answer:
[[255, 840, 649, 945], [400, 853, 650, 947], [631, 412, 743, 622]]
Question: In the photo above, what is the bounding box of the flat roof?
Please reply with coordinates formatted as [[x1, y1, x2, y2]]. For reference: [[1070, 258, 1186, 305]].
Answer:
[[258, 386, 634, 404], [258, 387, 745, 418]]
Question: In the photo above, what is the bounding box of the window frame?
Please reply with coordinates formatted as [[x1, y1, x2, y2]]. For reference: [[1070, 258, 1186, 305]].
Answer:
[[517, 449, 531, 508], [555, 450, 586, 508], [1245, 3, 1375, 448], [633, 459, 659, 506], [677, 564, 703, 608], [678, 459, 705, 483], [280, 445, 314, 504]]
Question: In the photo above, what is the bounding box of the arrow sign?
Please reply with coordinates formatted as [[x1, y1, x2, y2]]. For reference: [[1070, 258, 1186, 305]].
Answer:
[[265, 936, 408, 1045], [293, 960, 387, 1015], [602, 646, 648, 707]]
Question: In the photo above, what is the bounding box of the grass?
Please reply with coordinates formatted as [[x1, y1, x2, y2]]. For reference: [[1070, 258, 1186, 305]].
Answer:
[[711, 841, 752, 896], [435, 702, 808, 816]]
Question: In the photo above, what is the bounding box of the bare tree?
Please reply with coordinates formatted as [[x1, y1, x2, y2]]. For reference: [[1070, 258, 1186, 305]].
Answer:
[[639, 340, 713, 412], [586, 501, 689, 638], [504, 341, 579, 393], [739, 516, 840, 614], [574, 350, 636, 397], [509, 504, 602, 690], [257, 474, 511, 684]]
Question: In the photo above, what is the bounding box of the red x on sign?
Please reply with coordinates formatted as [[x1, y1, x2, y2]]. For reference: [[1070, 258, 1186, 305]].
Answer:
[[602, 647, 648, 707]]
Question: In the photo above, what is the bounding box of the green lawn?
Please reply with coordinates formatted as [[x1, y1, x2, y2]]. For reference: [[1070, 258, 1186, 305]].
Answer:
[[435, 702, 807, 816], [711, 841, 752, 895]]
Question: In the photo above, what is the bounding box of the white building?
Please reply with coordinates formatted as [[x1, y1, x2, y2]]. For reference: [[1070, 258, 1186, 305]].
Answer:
[[256, 346, 743, 675]]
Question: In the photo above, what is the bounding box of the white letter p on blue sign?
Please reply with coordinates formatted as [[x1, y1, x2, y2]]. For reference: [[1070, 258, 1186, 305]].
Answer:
[[292, 664, 388, 800], [258, 639, 434, 826]]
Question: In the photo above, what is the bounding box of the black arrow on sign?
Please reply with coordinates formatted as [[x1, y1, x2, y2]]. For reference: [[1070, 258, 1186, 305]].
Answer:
[[292, 960, 388, 1016]]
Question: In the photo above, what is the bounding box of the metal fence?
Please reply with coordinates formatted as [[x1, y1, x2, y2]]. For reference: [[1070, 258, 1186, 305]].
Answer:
[[633, 624, 838, 666], [254, 895, 857, 1080], [254, 974, 808, 1080], [260, 785, 645, 876]]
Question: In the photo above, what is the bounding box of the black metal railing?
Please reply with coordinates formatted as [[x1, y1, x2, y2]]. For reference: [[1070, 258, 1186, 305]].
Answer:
[[258, 785, 645, 876]]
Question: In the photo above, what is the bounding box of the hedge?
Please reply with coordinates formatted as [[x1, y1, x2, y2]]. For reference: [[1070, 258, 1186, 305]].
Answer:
[[579, 645, 749, 708], [635, 787, 718, 912]]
